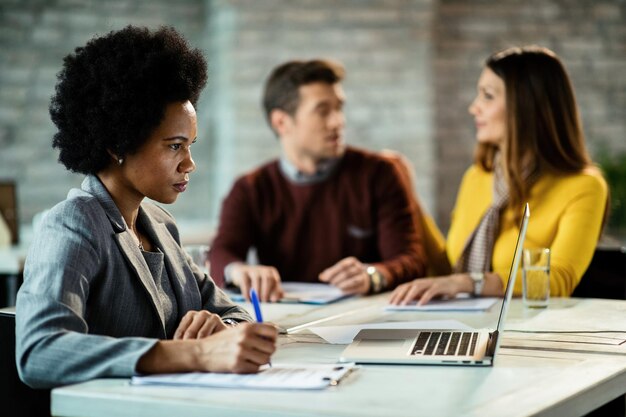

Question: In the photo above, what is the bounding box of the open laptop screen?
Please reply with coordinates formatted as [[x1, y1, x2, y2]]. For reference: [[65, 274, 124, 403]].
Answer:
[[492, 203, 530, 353]]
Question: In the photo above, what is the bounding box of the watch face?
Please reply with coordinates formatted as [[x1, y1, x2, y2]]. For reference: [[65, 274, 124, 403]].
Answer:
[[470, 272, 484, 282], [469, 272, 484, 296], [366, 266, 383, 293]]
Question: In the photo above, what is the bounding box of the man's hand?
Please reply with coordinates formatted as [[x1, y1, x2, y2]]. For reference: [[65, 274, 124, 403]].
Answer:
[[173, 310, 227, 340], [230, 264, 284, 302], [319, 256, 371, 295]]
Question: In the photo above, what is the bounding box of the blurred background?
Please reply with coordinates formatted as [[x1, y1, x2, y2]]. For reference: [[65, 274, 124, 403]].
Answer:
[[1, 0, 625, 243]]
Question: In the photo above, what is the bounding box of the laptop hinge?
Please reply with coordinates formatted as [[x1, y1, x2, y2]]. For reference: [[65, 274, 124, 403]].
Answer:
[[485, 330, 499, 357]]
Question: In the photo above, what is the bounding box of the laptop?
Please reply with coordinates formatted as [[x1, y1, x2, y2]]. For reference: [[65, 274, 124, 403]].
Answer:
[[339, 203, 530, 366]]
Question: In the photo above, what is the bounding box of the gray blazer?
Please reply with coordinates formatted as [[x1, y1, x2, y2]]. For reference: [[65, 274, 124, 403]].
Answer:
[[16, 175, 251, 389]]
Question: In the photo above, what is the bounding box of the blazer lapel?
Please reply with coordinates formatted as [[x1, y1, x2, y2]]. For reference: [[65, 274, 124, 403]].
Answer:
[[145, 215, 201, 314], [113, 231, 167, 336], [81, 175, 167, 337]]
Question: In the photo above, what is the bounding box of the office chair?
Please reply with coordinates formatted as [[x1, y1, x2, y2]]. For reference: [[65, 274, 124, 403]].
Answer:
[[0, 310, 50, 417], [572, 246, 626, 300]]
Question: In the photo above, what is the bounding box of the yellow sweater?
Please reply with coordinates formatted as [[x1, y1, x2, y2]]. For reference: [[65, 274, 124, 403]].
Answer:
[[446, 165, 608, 297]]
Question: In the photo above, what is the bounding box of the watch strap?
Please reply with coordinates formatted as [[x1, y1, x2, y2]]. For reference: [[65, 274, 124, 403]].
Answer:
[[222, 318, 240, 327], [366, 265, 385, 294], [469, 272, 485, 296]]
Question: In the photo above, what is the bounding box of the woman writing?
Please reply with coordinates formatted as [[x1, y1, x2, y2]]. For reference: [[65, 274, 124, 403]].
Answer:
[[16, 26, 276, 389], [391, 46, 607, 305]]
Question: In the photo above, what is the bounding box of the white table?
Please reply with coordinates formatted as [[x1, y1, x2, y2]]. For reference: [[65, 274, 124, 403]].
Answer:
[[51, 297, 626, 417]]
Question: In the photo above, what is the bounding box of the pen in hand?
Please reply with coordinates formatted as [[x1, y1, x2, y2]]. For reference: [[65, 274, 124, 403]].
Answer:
[[249, 288, 272, 367], [250, 288, 264, 323]]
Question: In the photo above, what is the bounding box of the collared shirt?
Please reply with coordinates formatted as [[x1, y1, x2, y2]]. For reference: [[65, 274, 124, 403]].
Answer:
[[278, 155, 342, 185]]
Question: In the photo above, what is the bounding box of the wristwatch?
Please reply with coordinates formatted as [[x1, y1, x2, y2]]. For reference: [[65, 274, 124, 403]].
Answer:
[[469, 272, 485, 296], [222, 318, 240, 327], [366, 265, 385, 294]]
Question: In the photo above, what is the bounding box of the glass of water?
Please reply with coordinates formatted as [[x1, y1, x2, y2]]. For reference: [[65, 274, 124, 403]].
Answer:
[[522, 247, 550, 308]]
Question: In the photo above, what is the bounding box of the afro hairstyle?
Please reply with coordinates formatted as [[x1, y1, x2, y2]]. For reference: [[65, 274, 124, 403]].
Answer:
[[50, 25, 207, 174]]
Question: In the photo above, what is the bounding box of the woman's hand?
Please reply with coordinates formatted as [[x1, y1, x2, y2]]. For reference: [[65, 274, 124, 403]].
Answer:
[[138, 323, 278, 375], [389, 274, 473, 305], [195, 323, 278, 373], [173, 310, 227, 340]]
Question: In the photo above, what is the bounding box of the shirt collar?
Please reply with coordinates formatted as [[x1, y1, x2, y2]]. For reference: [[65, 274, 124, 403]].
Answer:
[[279, 155, 342, 185]]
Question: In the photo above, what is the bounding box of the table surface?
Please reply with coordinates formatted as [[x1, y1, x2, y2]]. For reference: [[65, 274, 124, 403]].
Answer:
[[50, 296, 626, 417]]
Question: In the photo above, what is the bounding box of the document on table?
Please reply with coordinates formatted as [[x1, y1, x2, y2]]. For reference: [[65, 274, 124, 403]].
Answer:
[[503, 331, 626, 345], [281, 282, 351, 304], [131, 363, 358, 390], [384, 296, 499, 312], [309, 320, 473, 344], [228, 282, 351, 305], [501, 331, 626, 356]]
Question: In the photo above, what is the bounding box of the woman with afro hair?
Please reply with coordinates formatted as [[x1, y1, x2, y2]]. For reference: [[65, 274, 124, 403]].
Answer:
[[16, 26, 276, 389]]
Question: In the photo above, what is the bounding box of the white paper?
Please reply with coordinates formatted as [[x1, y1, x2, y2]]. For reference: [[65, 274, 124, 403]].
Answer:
[[131, 363, 357, 390], [504, 331, 626, 346], [385, 297, 499, 312], [228, 282, 350, 305], [309, 320, 473, 344], [280, 282, 348, 304], [500, 333, 626, 356]]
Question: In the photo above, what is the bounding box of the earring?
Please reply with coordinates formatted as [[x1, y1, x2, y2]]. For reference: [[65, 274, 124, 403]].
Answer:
[[118, 158, 124, 165]]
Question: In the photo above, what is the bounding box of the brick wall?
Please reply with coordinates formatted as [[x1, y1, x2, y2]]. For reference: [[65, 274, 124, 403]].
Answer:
[[204, 0, 436, 224], [0, 0, 624, 239], [0, 0, 207, 225], [433, 0, 626, 231]]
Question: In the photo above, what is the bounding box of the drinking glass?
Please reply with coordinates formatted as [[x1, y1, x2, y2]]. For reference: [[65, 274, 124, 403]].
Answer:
[[522, 248, 550, 308]]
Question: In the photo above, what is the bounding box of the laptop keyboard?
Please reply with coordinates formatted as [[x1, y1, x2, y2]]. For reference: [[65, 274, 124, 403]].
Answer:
[[411, 331, 479, 356]]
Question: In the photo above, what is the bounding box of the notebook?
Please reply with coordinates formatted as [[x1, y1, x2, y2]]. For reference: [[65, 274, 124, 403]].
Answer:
[[131, 363, 357, 390], [339, 203, 530, 366]]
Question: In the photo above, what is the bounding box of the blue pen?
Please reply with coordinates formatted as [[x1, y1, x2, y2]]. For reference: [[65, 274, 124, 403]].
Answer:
[[249, 288, 272, 367], [249, 288, 264, 323]]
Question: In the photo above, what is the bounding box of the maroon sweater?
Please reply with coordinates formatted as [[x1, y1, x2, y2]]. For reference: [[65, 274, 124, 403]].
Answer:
[[208, 147, 426, 288]]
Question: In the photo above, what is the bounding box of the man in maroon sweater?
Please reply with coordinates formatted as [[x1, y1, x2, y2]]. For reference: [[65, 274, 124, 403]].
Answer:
[[209, 59, 426, 301]]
